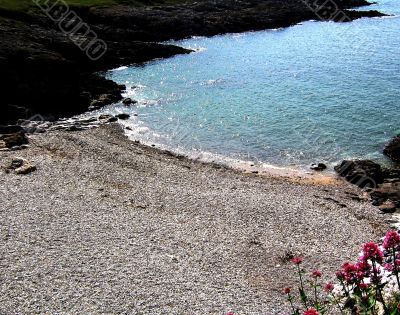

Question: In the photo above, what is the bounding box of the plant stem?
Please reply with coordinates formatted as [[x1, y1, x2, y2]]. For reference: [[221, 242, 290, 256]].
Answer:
[[297, 265, 308, 309], [372, 261, 388, 314], [392, 247, 400, 290], [331, 294, 345, 315], [314, 285, 318, 307], [287, 294, 296, 314]]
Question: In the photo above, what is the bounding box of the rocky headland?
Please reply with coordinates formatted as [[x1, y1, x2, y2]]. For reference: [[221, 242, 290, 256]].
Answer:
[[0, 0, 386, 124]]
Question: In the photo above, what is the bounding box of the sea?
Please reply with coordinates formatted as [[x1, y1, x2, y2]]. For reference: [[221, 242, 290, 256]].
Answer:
[[97, 0, 400, 171]]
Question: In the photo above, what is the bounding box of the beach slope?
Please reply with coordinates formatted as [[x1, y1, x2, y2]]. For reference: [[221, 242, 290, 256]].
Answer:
[[0, 124, 387, 314]]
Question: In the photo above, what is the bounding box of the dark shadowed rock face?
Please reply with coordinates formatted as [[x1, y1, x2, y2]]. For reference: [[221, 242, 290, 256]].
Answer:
[[0, 0, 385, 124], [383, 135, 400, 163], [334, 160, 384, 188]]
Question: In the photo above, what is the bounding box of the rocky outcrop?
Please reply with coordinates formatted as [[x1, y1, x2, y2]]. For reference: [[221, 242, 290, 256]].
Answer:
[[383, 135, 400, 163], [0, 0, 385, 124], [335, 159, 400, 212], [334, 160, 384, 188]]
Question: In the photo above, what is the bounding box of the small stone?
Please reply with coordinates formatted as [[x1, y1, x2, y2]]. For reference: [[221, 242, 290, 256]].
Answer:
[[116, 113, 130, 120], [15, 164, 36, 175]]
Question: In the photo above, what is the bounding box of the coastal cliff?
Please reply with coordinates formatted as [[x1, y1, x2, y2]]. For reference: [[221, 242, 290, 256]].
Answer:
[[0, 0, 384, 124]]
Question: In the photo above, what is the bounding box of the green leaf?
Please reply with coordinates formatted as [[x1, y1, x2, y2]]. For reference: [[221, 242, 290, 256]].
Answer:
[[299, 288, 307, 303]]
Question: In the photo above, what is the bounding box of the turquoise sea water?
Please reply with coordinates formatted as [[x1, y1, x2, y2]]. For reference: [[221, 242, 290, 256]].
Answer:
[[103, 0, 400, 169]]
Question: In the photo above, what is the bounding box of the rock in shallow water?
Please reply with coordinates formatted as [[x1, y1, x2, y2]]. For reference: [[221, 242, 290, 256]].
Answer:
[[122, 98, 137, 106], [310, 163, 327, 171], [383, 135, 400, 163], [116, 113, 130, 120]]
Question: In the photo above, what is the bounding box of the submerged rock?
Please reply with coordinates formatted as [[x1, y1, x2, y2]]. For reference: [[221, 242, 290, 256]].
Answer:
[[122, 98, 137, 106], [383, 135, 400, 163]]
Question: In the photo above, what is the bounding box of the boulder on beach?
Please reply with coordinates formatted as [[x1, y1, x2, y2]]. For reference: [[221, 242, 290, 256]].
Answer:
[[334, 160, 383, 188], [4, 157, 36, 175], [383, 135, 400, 163], [370, 182, 400, 207], [310, 163, 327, 171], [0, 130, 28, 148]]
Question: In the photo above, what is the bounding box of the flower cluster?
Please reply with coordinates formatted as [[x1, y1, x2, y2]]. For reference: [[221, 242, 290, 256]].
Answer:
[[282, 229, 400, 315]]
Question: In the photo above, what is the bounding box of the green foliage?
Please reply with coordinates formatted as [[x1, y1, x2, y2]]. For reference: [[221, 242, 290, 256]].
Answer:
[[0, 0, 188, 12]]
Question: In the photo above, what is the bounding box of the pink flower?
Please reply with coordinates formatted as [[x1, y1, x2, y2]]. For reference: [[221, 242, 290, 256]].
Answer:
[[304, 308, 319, 315], [283, 287, 291, 294], [362, 242, 383, 263], [312, 270, 322, 278], [384, 263, 394, 272], [291, 257, 303, 265], [355, 260, 371, 278], [336, 270, 345, 281], [359, 283, 368, 290], [226, 313, 235, 315], [324, 282, 334, 292], [383, 230, 400, 250], [341, 262, 360, 284]]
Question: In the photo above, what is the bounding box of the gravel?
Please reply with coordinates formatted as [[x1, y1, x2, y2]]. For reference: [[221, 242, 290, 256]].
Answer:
[[0, 124, 389, 314]]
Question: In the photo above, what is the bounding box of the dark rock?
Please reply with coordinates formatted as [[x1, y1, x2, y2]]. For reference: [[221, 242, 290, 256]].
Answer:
[[10, 145, 29, 151], [0, 131, 29, 148], [334, 160, 383, 188], [383, 135, 400, 163], [122, 98, 137, 106], [98, 114, 114, 120], [66, 125, 83, 132], [0, 125, 24, 134], [116, 113, 130, 120], [0, 0, 385, 125], [310, 163, 327, 171], [370, 182, 400, 206], [378, 200, 397, 213], [107, 117, 118, 123]]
